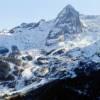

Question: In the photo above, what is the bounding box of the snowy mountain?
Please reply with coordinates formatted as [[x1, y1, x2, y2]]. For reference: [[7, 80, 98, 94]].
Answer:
[[0, 4, 100, 99], [46, 5, 82, 46], [55, 4, 82, 33], [0, 5, 83, 51]]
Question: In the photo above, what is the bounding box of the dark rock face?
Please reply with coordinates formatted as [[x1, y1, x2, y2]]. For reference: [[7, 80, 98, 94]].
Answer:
[[9, 29, 16, 33], [75, 61, 99, 76], [50, 48, 65, 56], [20, 23, 36, 29], [11, 45, 19, 53], [9, 45, 20, 58], [46, 5, 82, 46], [22, 55, 33, 61], [0, 61, 11, 81], [0, 47, 9, 55], [9, 61, 100, 100], [55, 5, 82, 34], [34, 57, 49, 65], [9, 69, 100, 100]]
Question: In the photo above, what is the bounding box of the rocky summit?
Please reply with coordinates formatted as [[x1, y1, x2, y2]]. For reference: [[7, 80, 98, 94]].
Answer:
[[46, 5, 82, 46], [55, 4, 82, 33]]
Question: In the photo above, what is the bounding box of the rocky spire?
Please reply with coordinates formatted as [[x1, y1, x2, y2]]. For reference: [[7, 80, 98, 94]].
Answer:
[[55, 4, 82, 34]]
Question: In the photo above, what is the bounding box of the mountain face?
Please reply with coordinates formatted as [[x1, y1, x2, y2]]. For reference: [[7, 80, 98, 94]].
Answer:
[[46, 5, 82, 46], [0, 4, 100, 99], [55, 5, 82, 33]]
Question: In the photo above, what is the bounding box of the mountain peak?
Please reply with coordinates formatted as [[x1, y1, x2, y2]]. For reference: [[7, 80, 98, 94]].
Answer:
[[56, 4, 79, 23], [64, 4, 74, 10], [59, 4, 76, 16], [55, 4, 82, 34]]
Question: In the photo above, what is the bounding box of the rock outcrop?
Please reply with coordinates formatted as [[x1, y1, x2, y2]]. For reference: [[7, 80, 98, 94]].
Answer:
[[46, 5, 82, 46]]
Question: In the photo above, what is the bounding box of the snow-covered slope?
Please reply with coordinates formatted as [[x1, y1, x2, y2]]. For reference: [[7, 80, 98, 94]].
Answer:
[[0, 20, 54, 50]]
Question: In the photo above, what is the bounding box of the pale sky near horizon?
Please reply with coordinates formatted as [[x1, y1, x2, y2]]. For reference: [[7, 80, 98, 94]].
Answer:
[[0, 0, 100, 29]]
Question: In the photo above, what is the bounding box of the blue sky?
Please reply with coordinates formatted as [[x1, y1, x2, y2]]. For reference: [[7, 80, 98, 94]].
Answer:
[[0, 0, 100, 29]]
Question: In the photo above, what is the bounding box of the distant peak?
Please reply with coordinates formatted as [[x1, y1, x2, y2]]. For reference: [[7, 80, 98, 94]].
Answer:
[[55, 4, 79, 24], [64, 4, 74, 9], [55, 4, 82, 34], [57, 4, 78, 18]]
